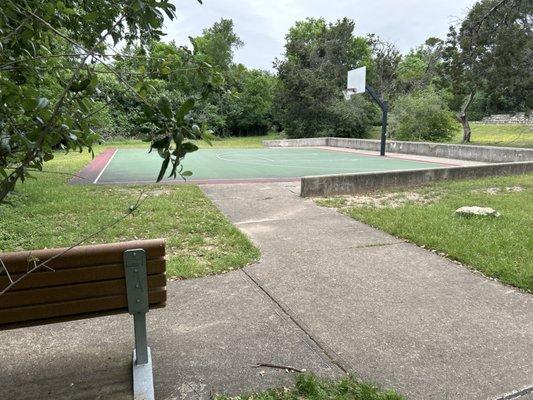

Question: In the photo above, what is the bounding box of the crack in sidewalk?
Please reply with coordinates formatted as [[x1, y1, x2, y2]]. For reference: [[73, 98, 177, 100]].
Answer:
[[281, 240, 406, 257], [240, 268, 353, 375], [494, 385, 533, 400]]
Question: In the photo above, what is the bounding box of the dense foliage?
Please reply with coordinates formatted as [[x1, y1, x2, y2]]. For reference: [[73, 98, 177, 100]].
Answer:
[[0, 0, 216, 203], [441, 0, 532, 141], [93, 20, 276, 138], [274, 18, 377, 139], [390, 88, 458, 142]]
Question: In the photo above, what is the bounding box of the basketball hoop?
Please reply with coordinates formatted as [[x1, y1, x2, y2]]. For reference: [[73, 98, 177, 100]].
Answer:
[[345, 65, 389, 157], [346, 66, 366, 95], [343, 89, 355, 100]]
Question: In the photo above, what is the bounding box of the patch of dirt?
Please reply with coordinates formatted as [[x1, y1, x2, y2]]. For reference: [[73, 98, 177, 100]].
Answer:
[[324, 191, 441, 209], [472, 186, 524, 195], [107, 187, 173, 197], [144, 188, 173, 197]]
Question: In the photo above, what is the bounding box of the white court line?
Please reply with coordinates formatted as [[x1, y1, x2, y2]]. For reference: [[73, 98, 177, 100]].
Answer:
[[214, 152, 422, 171], [93, 148, 118, 184]]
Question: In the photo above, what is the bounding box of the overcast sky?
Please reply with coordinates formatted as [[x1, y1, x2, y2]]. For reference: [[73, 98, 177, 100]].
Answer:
[[164, 0, 476, 71]]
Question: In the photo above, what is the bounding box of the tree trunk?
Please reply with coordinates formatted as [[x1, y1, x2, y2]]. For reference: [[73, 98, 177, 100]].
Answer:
[[458, 90, 475, 143], [459, 114, 472, 143]]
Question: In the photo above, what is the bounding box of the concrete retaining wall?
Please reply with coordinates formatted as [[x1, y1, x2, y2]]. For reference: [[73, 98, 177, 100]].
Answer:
[[328, 138, 533, 163], [301, 161, 533, 197], [264, 137, 533, 163]]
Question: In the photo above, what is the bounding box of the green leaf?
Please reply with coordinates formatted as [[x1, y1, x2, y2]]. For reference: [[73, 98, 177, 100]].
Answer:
[[176, 98, 195, 120], [157, 155, 170, 182], [157, 97, 173, 119], [181, 170, 193, 177], [181, 142, 198, 153], [84, 11, 99, 22], [69, 76, 91, 93], [200, 129, 215, 146], [149, 136, 170, 152]]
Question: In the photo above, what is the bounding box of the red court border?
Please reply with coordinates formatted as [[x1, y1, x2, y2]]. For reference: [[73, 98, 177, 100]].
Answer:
[[69, 148, 117, 185]]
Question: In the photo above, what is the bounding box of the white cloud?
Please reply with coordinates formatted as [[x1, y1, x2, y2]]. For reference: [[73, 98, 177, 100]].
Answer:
[[164, 0, 476, 71]]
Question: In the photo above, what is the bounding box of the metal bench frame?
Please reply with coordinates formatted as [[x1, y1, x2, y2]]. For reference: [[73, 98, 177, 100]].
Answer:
[[1, 240, 165, 400], [124, 248, 155, 400]]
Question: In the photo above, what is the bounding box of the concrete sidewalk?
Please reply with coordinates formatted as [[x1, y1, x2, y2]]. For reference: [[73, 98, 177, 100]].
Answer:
[[202, 182, 533, 400], [0, 269, 340, 399], [1, 182, 531, 399]]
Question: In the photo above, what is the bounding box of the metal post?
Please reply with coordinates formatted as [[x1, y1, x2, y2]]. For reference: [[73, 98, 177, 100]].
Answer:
[[124, 249, 154, 400], [365, 84, 388, 156], [380, 101, 388, 156], [133, 313, 148, 365]]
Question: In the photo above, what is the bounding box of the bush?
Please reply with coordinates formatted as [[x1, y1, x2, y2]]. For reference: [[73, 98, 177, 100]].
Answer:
[[226, 69, 276, 136], [390, 88, 459, 142], [280, 95, 376, 139], [323, 96, 377, 138]]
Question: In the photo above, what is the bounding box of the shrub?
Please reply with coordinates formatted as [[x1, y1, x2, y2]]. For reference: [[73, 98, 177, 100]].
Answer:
[[323, 96, 377, 138], [390, 88, 459, 142], [226, 69, 276, 136]]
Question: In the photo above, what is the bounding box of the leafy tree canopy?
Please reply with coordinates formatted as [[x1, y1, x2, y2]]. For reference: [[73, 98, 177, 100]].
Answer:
[[441, 0, 532, 142], [275, 18, 376, 138]]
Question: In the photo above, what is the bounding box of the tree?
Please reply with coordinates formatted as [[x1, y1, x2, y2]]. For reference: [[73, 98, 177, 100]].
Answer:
[[441, 0, 532, 142], [366, 35, 402, 100], [390, 87, 459, 142], [189, 19, 246, 136], [396, 38, 445, 95], [0, 0, 214, 203], [192, 19, 243, 71], [92, 19, 271, 139], [226, 67, 276, 136], [275, 18, 375, 138]]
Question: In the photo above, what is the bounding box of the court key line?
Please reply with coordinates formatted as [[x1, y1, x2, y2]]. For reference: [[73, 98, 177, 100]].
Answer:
[[93, 148, 118, 184]]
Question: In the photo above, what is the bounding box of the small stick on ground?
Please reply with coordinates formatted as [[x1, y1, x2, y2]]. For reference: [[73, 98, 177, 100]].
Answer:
[[253, 363, 306, 373]]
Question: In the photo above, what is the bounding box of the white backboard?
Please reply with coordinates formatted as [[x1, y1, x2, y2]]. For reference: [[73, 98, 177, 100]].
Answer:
[[347, 66, 366, 94]]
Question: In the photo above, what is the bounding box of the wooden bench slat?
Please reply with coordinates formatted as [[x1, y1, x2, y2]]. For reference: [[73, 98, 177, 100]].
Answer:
[[0, 258, 165, 291], [0, 239, 165, 273], [0, 274, 166, 309], [0, 239, 168, 331], [0, 288, 166, 326]]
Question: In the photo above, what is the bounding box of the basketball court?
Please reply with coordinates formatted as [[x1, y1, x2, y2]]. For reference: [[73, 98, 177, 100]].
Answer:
[[75, 146, 462, 185]]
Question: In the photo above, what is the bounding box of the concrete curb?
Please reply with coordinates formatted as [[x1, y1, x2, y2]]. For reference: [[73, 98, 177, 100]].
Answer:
[[263, 138, 533, 196], [301, 161, 533, 197], [327, 138, 533, 163]]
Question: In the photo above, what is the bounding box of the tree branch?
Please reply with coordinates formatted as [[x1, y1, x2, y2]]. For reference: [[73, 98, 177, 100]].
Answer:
[[474, 0, 514, 33]]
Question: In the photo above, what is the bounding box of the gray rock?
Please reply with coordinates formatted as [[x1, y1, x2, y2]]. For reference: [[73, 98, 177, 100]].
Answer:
[[455, 206, 501, 217]]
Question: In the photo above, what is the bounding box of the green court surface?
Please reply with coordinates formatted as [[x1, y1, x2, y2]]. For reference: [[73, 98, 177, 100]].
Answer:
[[94, 147, 448, 184]]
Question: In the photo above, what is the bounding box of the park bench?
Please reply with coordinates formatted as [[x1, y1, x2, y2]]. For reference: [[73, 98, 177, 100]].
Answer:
[[0, 239, 167, 400]]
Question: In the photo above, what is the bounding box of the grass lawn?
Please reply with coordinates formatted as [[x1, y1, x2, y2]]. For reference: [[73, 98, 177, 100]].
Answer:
[[105, 131, 282, 149], [0, 146, 259, 279], [453, 123, 533, 148], [369, 123, 533, 148], [218, 373, 403, 400], [316, 173, 533, 292]]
